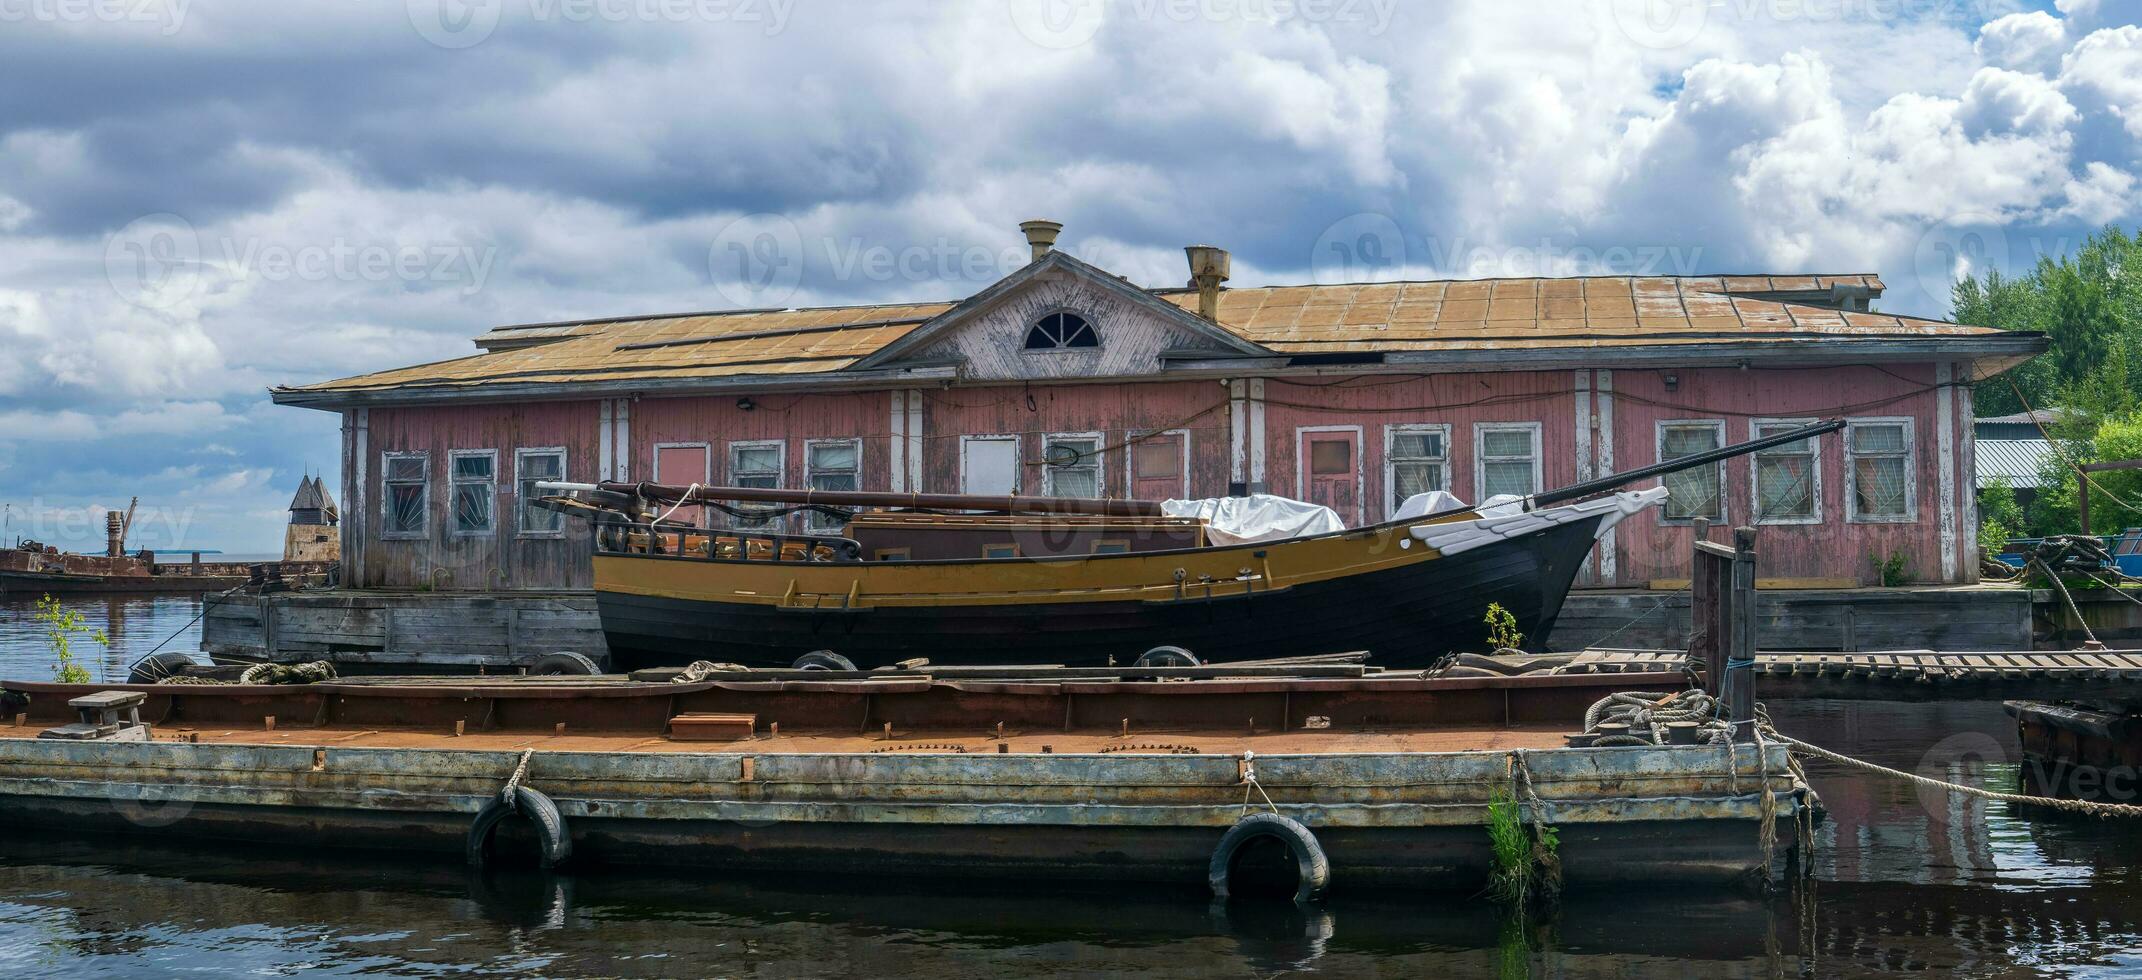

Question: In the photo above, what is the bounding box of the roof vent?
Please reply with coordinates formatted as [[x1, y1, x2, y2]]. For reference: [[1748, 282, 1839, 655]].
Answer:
[[1019, 219, 1063, 263], [1184, 245, 1231, 320]]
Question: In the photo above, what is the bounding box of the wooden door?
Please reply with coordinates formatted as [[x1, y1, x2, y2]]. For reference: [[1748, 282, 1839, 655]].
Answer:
[[654, 444, 710, 526], [962, 436, 1020, 495], [1299, 429, 1361, 525], [1130, 432, 1187, 501]]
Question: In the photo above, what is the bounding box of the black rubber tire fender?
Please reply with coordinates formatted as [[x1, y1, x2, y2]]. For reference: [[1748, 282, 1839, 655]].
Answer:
[[794, 650, 857, 671], [466, 786, 572, 870], [127, 652, 201, 684], [1208, 812, 1330, 904], [529, 651, 601, 676], [1134, 646, 1201, 668]]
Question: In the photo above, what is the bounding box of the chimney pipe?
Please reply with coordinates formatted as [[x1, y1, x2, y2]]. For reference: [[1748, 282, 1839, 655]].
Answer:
[[1184, 245, 1231, 320], [105, 510, 124, 558], [1019, 219, 1063, 263]]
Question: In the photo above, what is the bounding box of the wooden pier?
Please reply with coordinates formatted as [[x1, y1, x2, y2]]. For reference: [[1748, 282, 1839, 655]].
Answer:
[[1559, 648, 2142, 702]]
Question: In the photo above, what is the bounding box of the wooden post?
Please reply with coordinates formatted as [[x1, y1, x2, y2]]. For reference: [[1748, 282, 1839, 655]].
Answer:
[[1729, 526, 1759, 742], [1690, 537, 1735, 693]]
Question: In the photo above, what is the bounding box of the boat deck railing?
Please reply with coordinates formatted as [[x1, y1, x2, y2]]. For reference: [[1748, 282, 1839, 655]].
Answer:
[[595, 519, 863, 563]]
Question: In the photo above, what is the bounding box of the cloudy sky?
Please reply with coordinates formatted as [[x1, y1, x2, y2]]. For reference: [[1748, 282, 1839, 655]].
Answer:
[[0, 0, 2136, 552]]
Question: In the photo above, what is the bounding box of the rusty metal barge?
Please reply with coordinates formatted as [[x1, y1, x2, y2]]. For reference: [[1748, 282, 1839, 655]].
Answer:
[[0, 662, 1807, 898]]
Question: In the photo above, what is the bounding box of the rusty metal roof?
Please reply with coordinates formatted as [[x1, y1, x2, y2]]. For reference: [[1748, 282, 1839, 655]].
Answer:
[[280, 273, 2014, 399]]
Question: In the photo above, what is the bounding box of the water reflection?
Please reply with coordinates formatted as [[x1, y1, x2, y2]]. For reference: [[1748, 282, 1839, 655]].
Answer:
[[0, 668, 2134, 975], [0, 593, 206, 683]]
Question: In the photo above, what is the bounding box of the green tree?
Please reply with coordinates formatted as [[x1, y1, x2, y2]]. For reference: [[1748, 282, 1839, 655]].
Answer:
[[1963, 226, 2142, 419]]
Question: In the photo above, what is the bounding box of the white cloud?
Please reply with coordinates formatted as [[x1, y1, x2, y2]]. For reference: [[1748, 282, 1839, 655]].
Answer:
[[1, 0, 2139, 549], [1977, 11, 2071, 74]]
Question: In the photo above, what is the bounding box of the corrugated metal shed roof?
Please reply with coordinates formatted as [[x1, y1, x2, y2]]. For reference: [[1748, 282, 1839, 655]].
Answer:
[[1977, 439, 2055, 488], [280, 270, 2016, 400]]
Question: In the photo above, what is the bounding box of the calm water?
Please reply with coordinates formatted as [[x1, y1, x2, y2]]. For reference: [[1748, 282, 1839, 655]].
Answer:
[[0, 593, 211, 684], [0, 601, 2137, 976]]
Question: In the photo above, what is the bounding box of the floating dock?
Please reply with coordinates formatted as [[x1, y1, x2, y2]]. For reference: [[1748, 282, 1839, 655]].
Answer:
[[0, 668, 1806, 897]]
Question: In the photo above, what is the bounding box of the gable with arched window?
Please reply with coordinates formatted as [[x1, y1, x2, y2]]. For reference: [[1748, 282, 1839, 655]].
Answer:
[[1024, 310, 1099, 350]]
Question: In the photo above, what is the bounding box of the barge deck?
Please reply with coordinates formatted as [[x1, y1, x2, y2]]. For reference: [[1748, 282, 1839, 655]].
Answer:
[[0, 669, 1806, 897]]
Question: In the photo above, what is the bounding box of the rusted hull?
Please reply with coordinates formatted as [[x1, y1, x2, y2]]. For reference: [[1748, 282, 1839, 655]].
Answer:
[[0, 569, 250, 595], [597, 514, 1605, 671], [2008, 700, 2142, 801], [0, 738, 1804, 892]]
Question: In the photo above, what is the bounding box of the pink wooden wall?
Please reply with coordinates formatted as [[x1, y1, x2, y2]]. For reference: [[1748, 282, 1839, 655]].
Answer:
[[1260, 371, 1582, 524], [1605, 365, 1956, 586], [346, 363, 1973, 591], [631, 392, 891, 489], [358, 401, 601, 591], [916, 381, 1233, 497]]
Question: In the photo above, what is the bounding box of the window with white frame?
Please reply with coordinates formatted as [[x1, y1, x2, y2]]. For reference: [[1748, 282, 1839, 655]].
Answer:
[[1475, 423, 1541, 500], [1043, 433, 1104, 498], [1847, 419, 1915, 521], [1657, 421, 1725, 523], [516, 448, 567, 536], [804, 439, 861, 531], [1751, 420, 1819, 523], [449, 450, 497, 535], [729, 441, 785, 529], [1385, 424, 1450, 517], [381, 452, 429, 539]]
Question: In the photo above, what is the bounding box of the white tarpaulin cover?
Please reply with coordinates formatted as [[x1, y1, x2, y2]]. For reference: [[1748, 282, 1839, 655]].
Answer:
[[1391, 491, 1527, 521], [1161, 494, 1346, 545]]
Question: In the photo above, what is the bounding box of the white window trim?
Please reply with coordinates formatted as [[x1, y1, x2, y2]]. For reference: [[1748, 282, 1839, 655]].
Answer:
[[379, 450, 429, 541], [803, 437, 864, 530], [1846, 416, 1918, 524], [1748, 418, 1823, 526], [727, 440, 786, 485], [652, 441, 712, 485], [515, 447, 568, 538], [959, 434, 1022, 494], [1123, 428, 1191, 500], [1472, 422, 1543, 502], [1296, 424, 1365, 526], [1383, 423, 1452, 521], [447, 449, 499, 538], [1041, 430, 1106, 498], [1653, 419, 1727, 526]]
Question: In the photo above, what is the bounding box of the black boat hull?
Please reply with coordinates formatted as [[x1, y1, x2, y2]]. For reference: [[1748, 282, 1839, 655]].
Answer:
[[596, 514, 1606, 671]]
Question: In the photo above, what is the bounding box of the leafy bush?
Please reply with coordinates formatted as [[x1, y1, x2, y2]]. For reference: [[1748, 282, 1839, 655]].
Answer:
[[33, 595, 103, 684], [1484, 602, 1523, 652]]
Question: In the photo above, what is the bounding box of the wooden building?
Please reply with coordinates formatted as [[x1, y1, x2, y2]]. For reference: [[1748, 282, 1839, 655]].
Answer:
[[273, 221, 2044, 593]]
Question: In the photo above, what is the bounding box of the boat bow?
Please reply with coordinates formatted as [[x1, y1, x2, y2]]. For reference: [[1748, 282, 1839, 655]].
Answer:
[[1407, 487, 1667, 557]]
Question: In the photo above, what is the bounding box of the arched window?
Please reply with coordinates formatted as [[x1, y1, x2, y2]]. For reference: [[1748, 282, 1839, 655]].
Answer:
[[1024, 311, 1099, 350]]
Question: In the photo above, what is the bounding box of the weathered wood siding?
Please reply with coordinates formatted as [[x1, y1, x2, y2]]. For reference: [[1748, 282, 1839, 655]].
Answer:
[[1260, 371, 1581, 526], [339, 363, 1974, 591], [916, 381, 1233, 496], [1605, 364, 1962, 586], [357, 401, 601, 591], [632, 391, 891, 490]]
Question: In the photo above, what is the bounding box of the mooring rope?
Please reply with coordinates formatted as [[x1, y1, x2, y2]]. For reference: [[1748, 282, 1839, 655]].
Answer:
[[1238, 749, 1278, 816], [1762, 727, 2142, 819], [501, 749, 534, 811]]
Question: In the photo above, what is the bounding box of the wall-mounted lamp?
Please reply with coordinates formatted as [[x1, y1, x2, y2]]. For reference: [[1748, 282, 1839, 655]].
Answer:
[[1663, 372, 1679, 392], [736, 397, 756, 412]]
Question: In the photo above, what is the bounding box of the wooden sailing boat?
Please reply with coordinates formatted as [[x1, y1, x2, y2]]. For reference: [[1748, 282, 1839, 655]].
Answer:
[[541, 420, 1843, 671]]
